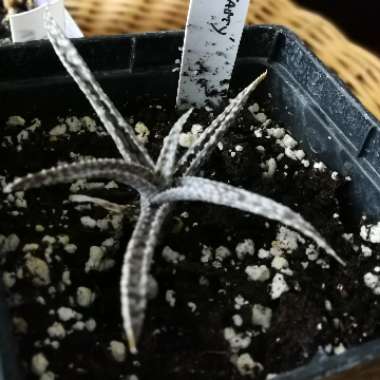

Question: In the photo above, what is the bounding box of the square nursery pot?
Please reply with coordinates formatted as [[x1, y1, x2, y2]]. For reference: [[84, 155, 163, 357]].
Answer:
[[1, 25, 380, 380]]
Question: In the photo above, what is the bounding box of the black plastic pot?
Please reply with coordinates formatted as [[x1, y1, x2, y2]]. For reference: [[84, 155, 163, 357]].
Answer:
[[1, 25, 380, 380]]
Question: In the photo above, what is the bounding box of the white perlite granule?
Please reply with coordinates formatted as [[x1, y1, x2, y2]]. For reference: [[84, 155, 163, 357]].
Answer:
[[334, 343, 346, 355], [331, 172, 339, 181], [234, 295, 247, 310], [0, 233, 20, 254], [73, 321, 85, 331], [313, 161, 326, 171], [270, 273, 289, 299], [66, 116, 81, 132], [134, 122, 150, 144], [85, 246, 105, 272], [254, 112, 268, 123], [224, 327, 251, 351], [271, 256, 289, 271], [281, 134, 297, 149], [245, 265, 270, 282], [162, 246, 185, 264], [306, 245, 319, 261], [267, 127, 285, 139], [57, 307, 76, 322], [62, 270, 71, 286], [235, 239, 255, 259], [22, 243, 39, 252], [232, 314, 243, 327], [80, 216, 97, 229], [201, 246, 213, 263], [25, 255, 50, 286], [276, 226, 303, 252], [47, 322, 66, 339], [248, 102, 260, 114], [191, 124, 203, 135], [252, 304, 272, 330], [49, 124, 67, 137], [262, 158, 277, 178], [165, 290, 176, 307], [86, 319, 97, 332], [258, 248, 270, 259], [179, 132, 195, 148], [2, 271, 16, 288], [360, 222, 380, 243], [188, 302, 197, 313], [7, 115, 26, 127], [13, 317, 28, 334], [236, 353, 263, 376], [179, 124, 203, 148], [40, 371, 56, 380], [31, 353, 49, 376], [361, 245, 373, 258], [127, 375, 139, 380], [110, 341, 127, 362], [363, 272, 380, 295], [64, 244, 78, 254], [81, 116, 97, 132], [42, 235, 56, 245], [364, 272, 379, 289], [76, 287, 95, 307], [325, 300, 333, 312], [58, 235, 70, 245], [215, 246, 231, 262]]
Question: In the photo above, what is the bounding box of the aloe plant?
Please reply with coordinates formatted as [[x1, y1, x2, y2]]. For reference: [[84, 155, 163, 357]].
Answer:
[[4, 10, 345, 354]]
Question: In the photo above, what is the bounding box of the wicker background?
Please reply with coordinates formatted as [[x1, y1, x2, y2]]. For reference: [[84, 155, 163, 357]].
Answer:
[[64, 0, 380, 120]]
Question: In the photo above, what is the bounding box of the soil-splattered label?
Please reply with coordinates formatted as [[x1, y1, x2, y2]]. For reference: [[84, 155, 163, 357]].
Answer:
[[177, 0, 250, 109]]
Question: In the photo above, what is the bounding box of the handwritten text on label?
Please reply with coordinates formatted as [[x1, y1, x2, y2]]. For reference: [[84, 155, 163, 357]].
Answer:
[[210, 0, 239, 40]]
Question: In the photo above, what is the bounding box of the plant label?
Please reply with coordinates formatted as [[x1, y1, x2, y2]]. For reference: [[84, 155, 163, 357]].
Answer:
[[177, 0, 250, 109], [10, 0, 83, 43], [35, 0, 83, 38], [62, 8, 83, 38]]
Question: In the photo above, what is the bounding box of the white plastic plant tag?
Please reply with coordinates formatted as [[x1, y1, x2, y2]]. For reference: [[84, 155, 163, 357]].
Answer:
[[177, 0, 250, 109], [10, 0, 64, 42], [63, 8, 83, 38], [35, 0, 83, 38], [9, 0, 82, 43]]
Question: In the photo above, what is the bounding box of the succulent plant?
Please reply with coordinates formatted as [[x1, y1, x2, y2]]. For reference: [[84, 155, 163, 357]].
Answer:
[[4, 9, 345, 354]]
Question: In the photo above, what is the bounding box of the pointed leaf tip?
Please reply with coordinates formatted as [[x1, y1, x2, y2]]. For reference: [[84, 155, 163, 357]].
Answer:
[[156, 108, 194, 180], [152, 176, 345, 266], [4, 178, 21, 194], [176, 70, 268, 176], [3, 184, 12, 194], [127, 332, 138, 355], [120, 205, 169, 354]]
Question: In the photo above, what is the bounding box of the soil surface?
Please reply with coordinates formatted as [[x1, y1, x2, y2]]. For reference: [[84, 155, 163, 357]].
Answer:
[[1, 95, 380, 380]]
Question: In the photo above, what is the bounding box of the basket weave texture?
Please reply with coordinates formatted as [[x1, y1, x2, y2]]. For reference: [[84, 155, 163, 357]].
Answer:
[[65, 0, 380, 120]]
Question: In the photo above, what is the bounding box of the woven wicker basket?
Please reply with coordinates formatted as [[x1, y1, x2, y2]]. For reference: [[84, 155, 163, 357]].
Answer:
[[65, 0, 380, 120]]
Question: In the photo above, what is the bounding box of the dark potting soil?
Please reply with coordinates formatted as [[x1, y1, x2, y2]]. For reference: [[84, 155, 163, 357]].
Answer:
[[1, 94, 380, 380]]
